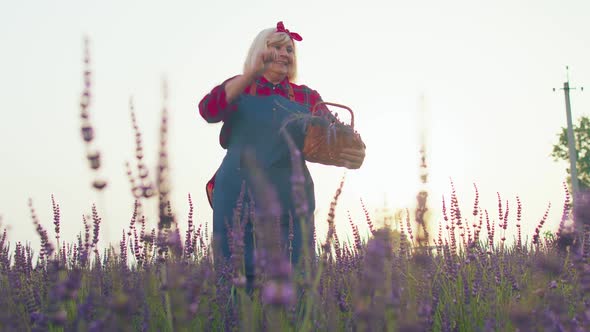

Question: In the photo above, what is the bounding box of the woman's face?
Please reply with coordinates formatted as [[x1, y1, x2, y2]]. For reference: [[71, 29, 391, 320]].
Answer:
[[266, 39, 294, 78]]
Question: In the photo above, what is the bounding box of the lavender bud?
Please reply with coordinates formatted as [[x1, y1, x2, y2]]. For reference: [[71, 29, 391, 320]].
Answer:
[[81, 125, 94, 142], [87, 151, 101, 169], [92, 179, 107, 190]]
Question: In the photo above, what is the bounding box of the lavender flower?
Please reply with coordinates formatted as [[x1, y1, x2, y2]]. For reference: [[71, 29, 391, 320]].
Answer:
[[29, 198, 54, 261], [354, 228, 393, 330], [79, 37, 107, 191], [323, 176, 345, 257], [533, 202, 552, 247], [129, 98, 155, 199], [51, 195, 61, 251], [91, 204, 101, 257], [360, 198, 376, 235], [261, 280, 295, 306]]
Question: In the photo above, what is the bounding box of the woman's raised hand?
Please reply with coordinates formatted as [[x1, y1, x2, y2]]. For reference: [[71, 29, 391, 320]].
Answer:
[[226, 49, 278, 103], [251, 49, 278, 77]]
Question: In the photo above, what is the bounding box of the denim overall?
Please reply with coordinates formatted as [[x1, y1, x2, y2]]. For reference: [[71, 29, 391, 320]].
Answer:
[[211, 92, 316, 284]]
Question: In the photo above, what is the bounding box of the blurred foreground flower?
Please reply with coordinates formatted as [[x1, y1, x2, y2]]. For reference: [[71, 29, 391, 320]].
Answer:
[[261, 280, 295, 306]]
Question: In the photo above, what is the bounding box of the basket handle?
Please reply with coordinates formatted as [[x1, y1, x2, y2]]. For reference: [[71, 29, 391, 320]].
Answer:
[[311, 101, 355, 130]]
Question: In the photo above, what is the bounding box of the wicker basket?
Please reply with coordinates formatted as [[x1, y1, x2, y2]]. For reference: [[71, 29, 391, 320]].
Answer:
[[302, 102, 365, 166]]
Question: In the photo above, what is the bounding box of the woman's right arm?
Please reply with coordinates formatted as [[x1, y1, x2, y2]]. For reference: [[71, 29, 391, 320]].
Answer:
[[198, 71, 258, 123], [224, 71, 256, 104], [199, 75, 238, 123], [199, 50, 275, 123]]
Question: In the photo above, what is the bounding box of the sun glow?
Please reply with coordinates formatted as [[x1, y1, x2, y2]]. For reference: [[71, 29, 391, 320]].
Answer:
[[312, 93, 477, 242]]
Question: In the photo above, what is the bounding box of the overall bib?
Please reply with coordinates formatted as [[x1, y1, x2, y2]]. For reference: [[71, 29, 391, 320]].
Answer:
[[212, 93, 316, 283]]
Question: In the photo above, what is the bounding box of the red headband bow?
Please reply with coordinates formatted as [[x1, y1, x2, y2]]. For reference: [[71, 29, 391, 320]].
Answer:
[[276, 21, 302, 41]]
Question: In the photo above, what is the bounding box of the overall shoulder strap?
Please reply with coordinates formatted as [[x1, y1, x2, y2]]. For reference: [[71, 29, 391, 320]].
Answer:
[[287, 83, 294, 101], [249, 81, 257, 96]]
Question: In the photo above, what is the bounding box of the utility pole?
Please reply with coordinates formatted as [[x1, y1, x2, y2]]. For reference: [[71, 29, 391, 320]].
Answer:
[[554, 66, 584, 234]]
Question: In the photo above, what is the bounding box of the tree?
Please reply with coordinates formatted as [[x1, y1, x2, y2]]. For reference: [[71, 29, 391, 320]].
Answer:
[[551, 115, 590, 190]]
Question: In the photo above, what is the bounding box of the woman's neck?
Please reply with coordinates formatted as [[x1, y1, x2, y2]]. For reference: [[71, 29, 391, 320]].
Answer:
[[263, 72, 287, 85]]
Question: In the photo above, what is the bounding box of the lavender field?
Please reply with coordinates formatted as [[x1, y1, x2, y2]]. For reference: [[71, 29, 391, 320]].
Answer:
[[1, 41, 589, 332], [2, 181, 590, 331]]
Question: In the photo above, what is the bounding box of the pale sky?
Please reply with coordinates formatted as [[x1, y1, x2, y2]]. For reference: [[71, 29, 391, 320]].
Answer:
[[1, 0, 589, 251]]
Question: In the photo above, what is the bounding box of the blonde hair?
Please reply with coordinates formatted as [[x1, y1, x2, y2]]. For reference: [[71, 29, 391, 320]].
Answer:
[[243, 27, 298, 81]]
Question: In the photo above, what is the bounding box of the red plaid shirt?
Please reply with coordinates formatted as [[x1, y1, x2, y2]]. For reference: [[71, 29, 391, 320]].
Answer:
[[198, 75, 325, 149]]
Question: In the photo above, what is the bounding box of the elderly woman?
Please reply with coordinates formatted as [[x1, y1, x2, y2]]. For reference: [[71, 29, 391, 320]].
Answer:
[[199, 21, 365, 287]]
